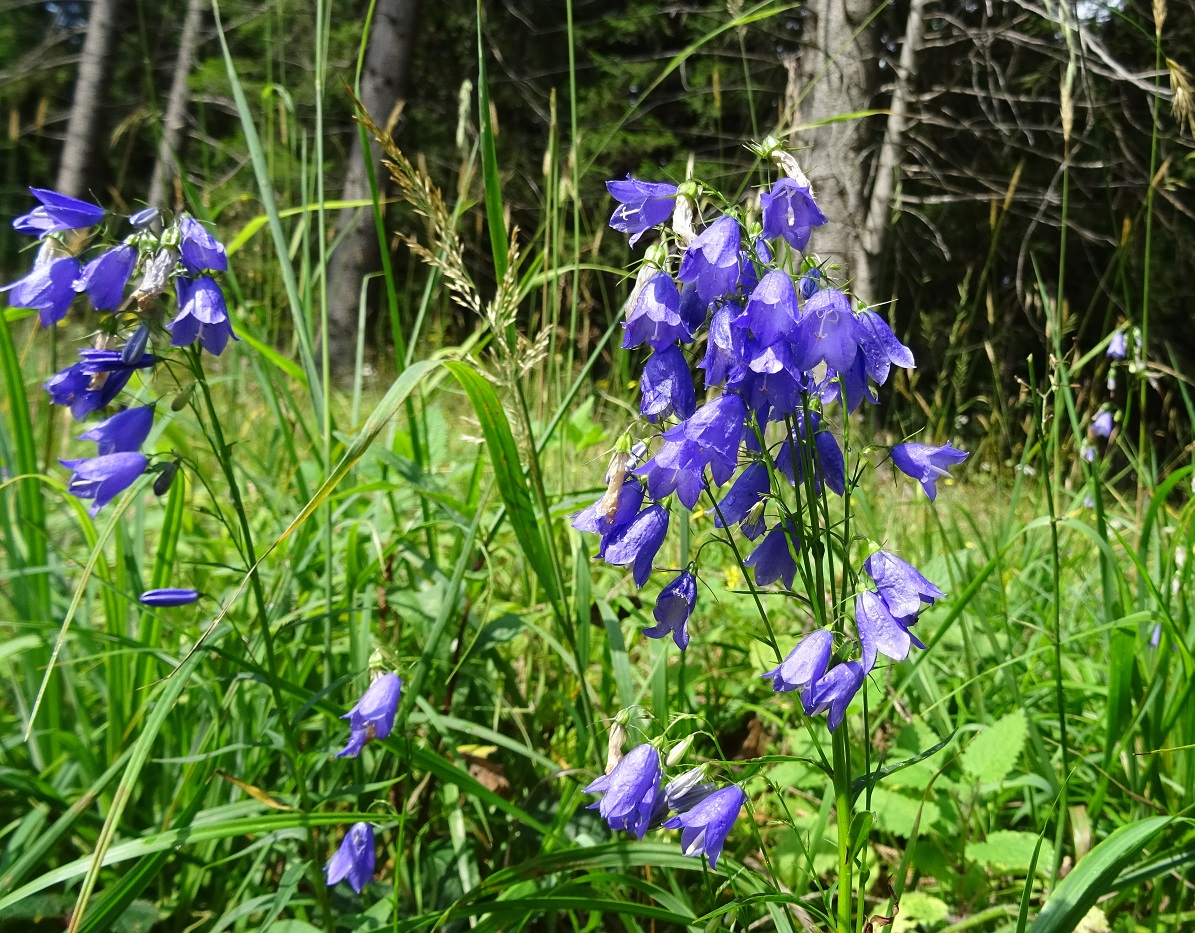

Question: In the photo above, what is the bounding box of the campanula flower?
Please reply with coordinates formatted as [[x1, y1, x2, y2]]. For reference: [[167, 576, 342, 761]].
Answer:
[[855, 309, 915, 386], [170, 276, 237, 355], [1091, 411, 1114, 439], [76, 244, 137, 311], [643, 570, 696, 650], [744, 269, 800, 345], [59, 452, 147, 515], [855, 589, 924, 672], [660, 393, 747, 486], [603, 504, 670, 587], [714, 462, 769, 538], [336, 672, 402, 758], [12, 188, 104, 236], [761, 628, 833, 697], [794, 287, 860, 373], [640, 344, 696, 423], [2, 256, 80, 326], [129, 207, 159, 229], [44, 349, 154, 420], [804, 661, 864, 731], [775, 414, 845, 496], [178, 215, 228, 274], [862, 550, 944, 620], [699, 301, 746, 388], [572, 478, 645, 558], [139, 588, 199, 607], [663, 784, 745, 868], [760, 177, 827, 250], [738, 338, 804, 416], [606, 176, 678, 246], [799, 267, 822, 300], [1107, 331, 1126, 360], [78, 405, 154, 455], [744, 519, 800, 589], [623, 272, 690, 350], [584, 743, 663, 838], [325, 822, 375, 893], [637, 441, 708, 509], [677, 215, 741, 304], [891, 441, 969, 501], [678, 281, 711, 336], [659, 766, 717, 815]]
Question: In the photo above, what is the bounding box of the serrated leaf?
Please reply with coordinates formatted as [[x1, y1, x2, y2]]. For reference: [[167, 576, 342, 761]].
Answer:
[[869, 787, 941, 838], [969, 830, 1055, 876], [962, 709, 1027, 784], [892, 891, 949, 932]]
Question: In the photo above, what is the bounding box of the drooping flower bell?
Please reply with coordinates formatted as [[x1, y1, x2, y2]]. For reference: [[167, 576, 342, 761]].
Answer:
[[1107, 331, 1127, 360], [2, 256, 81, 326], [77, 405, 154, 456], [760, 177, 827, 251], [699, 300, 746, 389], [714, 462, 769, 539], [855, 309, 915, 387], [744, 519, 800, 589], [744, 269, 800, 346], [862, 550, 943, 620], [44, 349, 154, 421], [59, 452, 147, 515], [571, 478, 645, 558], [761, 628, 833, 697], [336, 672, 402, 758], [178, 215, 229, 274], [623, 272, 691, 350], [602, 504, 670, 588], [803, 661, 864, 732], [855, 589, 924, 672], [12, 187, 104, 236], [76, 244, 137, 311], [643, 570, 697, 650], [606, 176, 678, 246], [794, 287, 861, 374], [1091, 410, 1114, 439], [677, 215, 742, 304], [891, 441, 969, 501], [325, 822, 376, 893], [663, 784, 745, 868], [139, 588, 200, 607], [640, 344, 696, 423], [583, 743, 663, 839], [170, 276, 237, 355]]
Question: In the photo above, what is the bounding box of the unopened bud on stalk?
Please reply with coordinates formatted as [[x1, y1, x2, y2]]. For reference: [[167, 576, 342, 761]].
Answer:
[[605, 719, 629, 774], [665, 734, 695, 767], [770, 148, 812, 190], [671, 182, 699, 246]]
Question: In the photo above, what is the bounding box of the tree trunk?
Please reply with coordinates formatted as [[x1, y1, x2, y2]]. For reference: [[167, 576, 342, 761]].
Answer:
[[324, 0, 421, 375], [56, 0, 125, 198], [791, 0, 881, 301], [148, 0, 206, 210]]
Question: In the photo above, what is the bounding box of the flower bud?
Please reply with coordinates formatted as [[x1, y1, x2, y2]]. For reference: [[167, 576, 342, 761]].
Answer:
[[152, 461, 179, 496], [671, 192, 697, 246], [604, 719, 628, 774], [172, 383, 196, 411], [121, 325, 151, 364], [665, 734, 695, 767], [770, 148, 813, 190]]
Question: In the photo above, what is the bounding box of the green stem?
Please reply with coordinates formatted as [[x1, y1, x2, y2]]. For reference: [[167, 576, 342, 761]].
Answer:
[[833, 726, 854, 933]]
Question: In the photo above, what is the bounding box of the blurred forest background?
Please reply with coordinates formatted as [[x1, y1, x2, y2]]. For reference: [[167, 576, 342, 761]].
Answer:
[[2, 0, 1193, 456]]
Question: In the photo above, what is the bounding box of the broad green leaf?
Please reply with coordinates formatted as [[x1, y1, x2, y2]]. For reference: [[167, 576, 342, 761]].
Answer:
[[869, 787, 941, 839], [969, 831, 1055, 877], [962, 709, 1027, 784]]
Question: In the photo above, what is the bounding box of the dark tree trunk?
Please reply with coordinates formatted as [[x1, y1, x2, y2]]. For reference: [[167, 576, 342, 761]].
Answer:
[[324, 0, 421, 374], [148, 0, 206, 210], [56, 0, 125, 198]]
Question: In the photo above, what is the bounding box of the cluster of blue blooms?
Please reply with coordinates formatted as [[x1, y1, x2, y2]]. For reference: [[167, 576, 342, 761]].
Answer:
[[4, 188, 241, 606], [574, 140, 969, 862]]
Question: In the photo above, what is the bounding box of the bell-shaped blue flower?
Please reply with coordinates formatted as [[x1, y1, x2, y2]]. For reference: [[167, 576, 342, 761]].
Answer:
[[178, 215, 228, 274], [78, 405, 154, 455], [661, 393, 747, 486], [571, 478, 645, 558], [1107, 331, 1126, 359], [677, 215, 741, 304], [891, 441, 968, 501], [762, 629, 833, 698], [760, 177, 827, 250], [862, 550, 944, 620], [3, 256, 81, 326], [744, 269, 800, 346], [678, 281, 711, 336], [637, 440, 707, 509], [602, 504, 670, 588], [794, 287, 861, 374], [1091, 410, 1114, 439], [13, 188, 104, 236], [714, 462, 769, 536], [129, 207, 160, 229], [744, 519, 800, 589], [76, 244, 137, 311], [44, 349, 154, 420], [584, 743, 663, 838], [336, 672, 402, 758], [623, 272, 690, 350], [855, 589, 924, 672], [641, 344, 696, 423], [325, 822, 376, 893], [663, 784, 745, 868], [139, 588, 200, 607], [855, 309, 914, 386], [804, 661, 864, 731], [799, 267, 822, 300], [170, 276, 237, 355], [643, 570, 696, 650], [606, 176, 678, 246], [59, 452, 147, 515], [699, 301, 746, 389]]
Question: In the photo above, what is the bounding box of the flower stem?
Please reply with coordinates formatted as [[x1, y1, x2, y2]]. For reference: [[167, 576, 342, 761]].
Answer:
[[833, 726, 854, 933]]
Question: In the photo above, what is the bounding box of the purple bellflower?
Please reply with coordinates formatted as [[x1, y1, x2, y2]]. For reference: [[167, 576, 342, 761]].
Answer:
[[13, 188, 104, 236], [140, 588, 200, 607], [78, 405, 154, 455], [799, 267, 822, 300], [178, 215, 228, 274], [804, 661, 864, 732], [336, 672, 402, 758], [76, 244, 137, 311], [891, 441, 969, 501], [678, 281, 711, 336], [744, 519, 800, 589], [623, 272, 690, 350], [760, 177, 827, 251], [129, 207, 160, 229], [855, 309, 915, 386], [660, 392, 747, 487], [3, 256, 81, 326], [325, 822, 376, 893], [59, 452, 147, 515], [794, 287, 860, 374], [572, 478, 645, 558], [637, 440, 708, 510], [584, 743, 663, 838], [714, 462, 769, 538], [44, 349, 154, 421], [644, 570, 697, 650], [640, 344, 696, 423], [1091, 411, 1114, 439], [1107, 331, 1127, 360], [663, 784, 745, 868], [677, 215, 741, 304], [762, 629, 833, 697], [607, 176, 678, 246], [855, 589, 924, 672], [744, 269, 800, 346], [862, 550, 944, 620], [775, 416, 846, 497], [171, 276, 237, 355], [602, 504, 670, 588], [699, 301, 747, 389]]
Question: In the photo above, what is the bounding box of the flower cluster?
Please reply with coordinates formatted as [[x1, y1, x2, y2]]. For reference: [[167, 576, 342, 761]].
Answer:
[[584, 742, 745, 869], [3, 188, 237, 518], [575, 139, 968, 752]]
